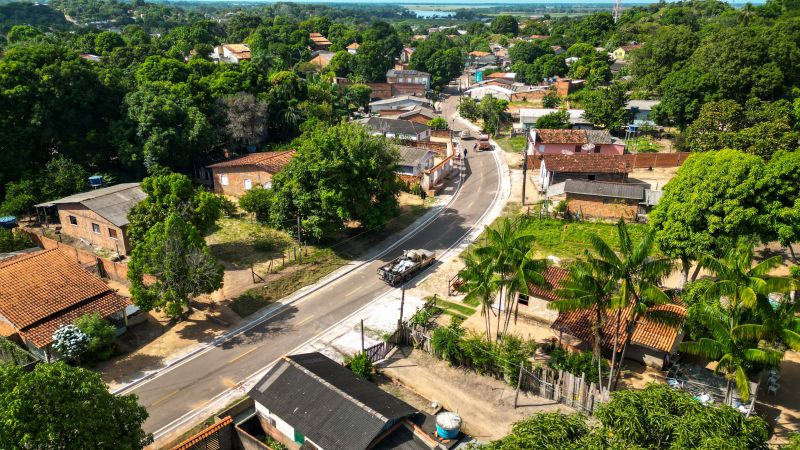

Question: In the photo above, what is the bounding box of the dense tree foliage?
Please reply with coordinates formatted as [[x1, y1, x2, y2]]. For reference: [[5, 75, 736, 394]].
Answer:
[[0, 362, 152, 449], [472, 384, 770, 450], [267, 122, 401, 240]]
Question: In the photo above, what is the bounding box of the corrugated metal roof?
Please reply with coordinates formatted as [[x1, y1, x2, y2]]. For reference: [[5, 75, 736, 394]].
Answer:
[[360, 118, 431, 136], [249, 353, 417, 450], [36, 183, 145, 227], [369, 96, 432, 107], [643, 189, 663, 206], [562, 179, 644, 200], [398, 146, 434, 167]]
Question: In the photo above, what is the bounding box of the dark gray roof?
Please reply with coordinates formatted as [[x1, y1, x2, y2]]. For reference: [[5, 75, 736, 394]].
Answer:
[[643, 189, 663, 206], [398, 146, 434, 167], [35, 183, 145, 227], [249, 353, 417, 450], [373, 423, 434, 450], [398, 107, 437, 120], [360, 118, 431, 136], [585, 130, 613, 145], [562, 179, 644, 200], [369, 95, 432, 107]]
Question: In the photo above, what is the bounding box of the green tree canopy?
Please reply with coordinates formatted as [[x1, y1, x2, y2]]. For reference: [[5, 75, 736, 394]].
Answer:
[[581, 83, 629, 132], [490, 15, 519, 35], [650, 150, 765, 287], [126, 172, 224, 249], [128, 212, 224, 318], [268, 122, 401, 239], [0, 362, 152, 449]]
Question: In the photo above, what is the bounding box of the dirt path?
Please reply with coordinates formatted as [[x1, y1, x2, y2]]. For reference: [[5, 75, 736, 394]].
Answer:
[[380, 347, 569, 441]]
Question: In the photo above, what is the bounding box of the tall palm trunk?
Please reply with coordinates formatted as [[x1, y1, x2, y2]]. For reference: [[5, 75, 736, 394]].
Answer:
[[593, 308, 604, 389], [496, 285, 504, 342], [679, 256, 690, 290], [606, 309, 623, 392]]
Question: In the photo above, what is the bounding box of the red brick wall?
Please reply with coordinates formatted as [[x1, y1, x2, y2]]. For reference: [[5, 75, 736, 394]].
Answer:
[[366, 83, 392, 99], [511, 90, 547, 102], [565, 194, 638, 221], [211, 166, 274, 197], [431, 129, 451, 139], [26, 232, 133, 283], [57, 204, 130, 255], [390, 83, 426, 97], [398, 139, 448, 156]]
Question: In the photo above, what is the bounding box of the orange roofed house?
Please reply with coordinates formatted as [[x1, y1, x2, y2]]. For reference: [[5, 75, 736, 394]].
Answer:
[[0, 249, 131, 361], [207, 151, 296, 197], [309, 32, 332, 51], [212, 44, 251, 63], [515, 265, 686, 369]]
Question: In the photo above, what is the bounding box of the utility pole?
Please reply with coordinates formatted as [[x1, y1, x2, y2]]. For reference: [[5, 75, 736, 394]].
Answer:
[[521, 147, 527, 206], [398, 285, 406, 329]]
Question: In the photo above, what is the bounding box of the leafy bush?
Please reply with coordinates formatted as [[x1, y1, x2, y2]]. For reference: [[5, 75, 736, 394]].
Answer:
[[548, 347, 608, 385], [430, 317, 465, 366], [427, 117, 448, 130], [239, 186, 272, 222], [790, 266, 800, 280], [219, 195, 238, 218], [263, 436, 288, 450], [401, 181, 423, 196], [75, 313, 117, 363], [51, 324, 89, 361], [459, 332, 498, 376], [345, 351, 373, 380], [497, 335, 537, 385], [409, 304, 439, 328], [0, 229, 32, 253]]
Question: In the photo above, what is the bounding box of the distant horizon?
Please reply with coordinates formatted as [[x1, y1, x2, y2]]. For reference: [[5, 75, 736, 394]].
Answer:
[[160, 0, 762, 5]]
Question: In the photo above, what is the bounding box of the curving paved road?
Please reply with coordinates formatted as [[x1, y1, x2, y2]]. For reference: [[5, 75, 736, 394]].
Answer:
[[124, 107, 504, 447]]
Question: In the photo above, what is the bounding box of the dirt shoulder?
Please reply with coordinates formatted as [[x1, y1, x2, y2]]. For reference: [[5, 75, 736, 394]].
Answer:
[[379, 347, 569, 441]]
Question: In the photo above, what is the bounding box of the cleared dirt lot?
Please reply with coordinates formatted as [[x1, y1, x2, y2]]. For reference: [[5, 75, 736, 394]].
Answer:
[[379, 347, 568, 441]]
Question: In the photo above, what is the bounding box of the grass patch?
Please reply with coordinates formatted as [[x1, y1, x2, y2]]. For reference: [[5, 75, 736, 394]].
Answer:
[[494, 135, 527, 154], [206, 218, 294, 266], [435, 298, 477, 316], [520, 217, 650, 260], [229, 249, 346, 317], [443, 311, 468, 321]]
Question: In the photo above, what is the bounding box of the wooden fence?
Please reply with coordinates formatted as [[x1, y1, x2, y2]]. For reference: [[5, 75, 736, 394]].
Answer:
[[519, 365, 609, 415]]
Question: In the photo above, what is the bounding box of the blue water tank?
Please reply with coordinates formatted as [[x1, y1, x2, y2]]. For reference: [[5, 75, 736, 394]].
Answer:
[[88, 175, 103, 187], [0, 216, 17, 229], [246, 144, 257, 153], [627, 124, 638, 133], [435, 412, 461, 440]]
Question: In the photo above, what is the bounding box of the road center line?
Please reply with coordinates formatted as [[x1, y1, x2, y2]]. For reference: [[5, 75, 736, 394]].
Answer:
[[227, 346, 260, 364], [293, 315, 315, 328], [149, 389, 180, 408]]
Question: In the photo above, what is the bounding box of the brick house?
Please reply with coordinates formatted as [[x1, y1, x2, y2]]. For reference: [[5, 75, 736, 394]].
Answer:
[[0, 249, 131, 361], [512, 265, 686, 369], [546, 179, 645, 221], [539, 154, 632, 191], [529, 129, 625, 155], [386, 69, 430, 90], [207, 150, 296, 197], [36, 183, 146, 256], [247, 353, 433, 450]]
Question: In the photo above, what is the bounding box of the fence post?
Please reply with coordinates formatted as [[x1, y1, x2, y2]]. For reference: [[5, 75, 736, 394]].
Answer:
[[361, 319, 365, 352], [513, 365, 524, 408]]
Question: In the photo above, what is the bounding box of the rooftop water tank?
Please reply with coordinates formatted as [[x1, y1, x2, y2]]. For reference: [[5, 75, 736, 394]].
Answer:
[[435, 411, 462, 440], [0, 216, 17, 229], [88, 175, 103, 188]]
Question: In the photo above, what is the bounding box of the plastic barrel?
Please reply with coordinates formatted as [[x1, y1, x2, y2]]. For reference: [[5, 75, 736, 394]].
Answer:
[[436, 412, 461, 440]]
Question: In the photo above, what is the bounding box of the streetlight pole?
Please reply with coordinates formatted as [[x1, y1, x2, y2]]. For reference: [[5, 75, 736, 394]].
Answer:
[[521, 148, 527, 206]]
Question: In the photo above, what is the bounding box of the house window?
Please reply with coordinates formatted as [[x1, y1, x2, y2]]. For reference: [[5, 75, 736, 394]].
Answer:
[[244, 179, 252, 190], [91, 223, 101, 234], [220, 174, 229, 186], [588, 174, 596, 181], [518, 294, 529, 306], [264, 181, 272, 189], [109, 228, 118, 240], [68, 215, 78, 226]]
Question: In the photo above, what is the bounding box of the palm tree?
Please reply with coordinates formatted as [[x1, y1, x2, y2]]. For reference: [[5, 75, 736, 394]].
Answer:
[[679, 304, 782, 403], [590, 220, 673, 390], [550, 258, 617, 390], [473, 217, 548, 340], [700, 238, 794, 321], [458, 253, 500, 341]]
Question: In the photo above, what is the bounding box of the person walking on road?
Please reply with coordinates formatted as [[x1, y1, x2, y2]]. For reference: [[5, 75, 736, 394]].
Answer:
[[463, 147, 468, 159]]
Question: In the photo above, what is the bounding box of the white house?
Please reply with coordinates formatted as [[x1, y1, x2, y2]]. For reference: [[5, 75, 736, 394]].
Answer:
[[211, 44, 251, 63], [519, 108, 593, 129]]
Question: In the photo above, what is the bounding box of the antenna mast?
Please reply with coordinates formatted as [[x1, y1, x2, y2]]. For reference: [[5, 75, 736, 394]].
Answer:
[[613, 0, 622, 23]]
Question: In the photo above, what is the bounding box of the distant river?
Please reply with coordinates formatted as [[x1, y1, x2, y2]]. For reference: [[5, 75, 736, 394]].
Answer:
[[410, 9, 457, 18]]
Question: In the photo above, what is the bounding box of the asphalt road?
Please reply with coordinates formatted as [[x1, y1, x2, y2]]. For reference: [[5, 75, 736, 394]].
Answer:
[[127, 103, 502, 444]]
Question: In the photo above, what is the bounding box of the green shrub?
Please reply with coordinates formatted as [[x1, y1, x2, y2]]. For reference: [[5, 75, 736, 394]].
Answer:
[[219, 196, 238, 218], [790, 266, 800, 280], [498, 335, 536, 385], [459, 332, 498, 376], [427, 117, 448, 130], [239, 186, 272, 222], [430, 317, 465, 366], [263, 436, 288, 450], [0, 229, 32, 253], [345, 351, 374, 380], [548, 347, 608, 385], [409, 304, 439, 328], [75, 313, 117, 363]]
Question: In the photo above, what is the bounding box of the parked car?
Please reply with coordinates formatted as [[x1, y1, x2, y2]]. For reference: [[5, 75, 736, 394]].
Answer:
[[460, 129, 471, 139], [478, 134, 491, 150]]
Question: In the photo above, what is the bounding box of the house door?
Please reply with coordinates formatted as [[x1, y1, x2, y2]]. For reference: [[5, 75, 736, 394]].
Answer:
[[244, 179, 252, 190]]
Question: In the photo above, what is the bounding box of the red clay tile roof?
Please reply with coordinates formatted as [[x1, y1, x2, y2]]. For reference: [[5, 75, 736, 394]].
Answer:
[[535, 129, 589, 144], [23, 291, 129, 348], [551, 303, 686, 353], [347, 42, 360, 50], [309, 33, 332, 46], [207, 150, 296, 173], [527, 266, 569, 301], [542, 154, 632, 174], [171, 416, 233, 450], [0, 249, 130, 347], [469, 51, 491, 57]]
